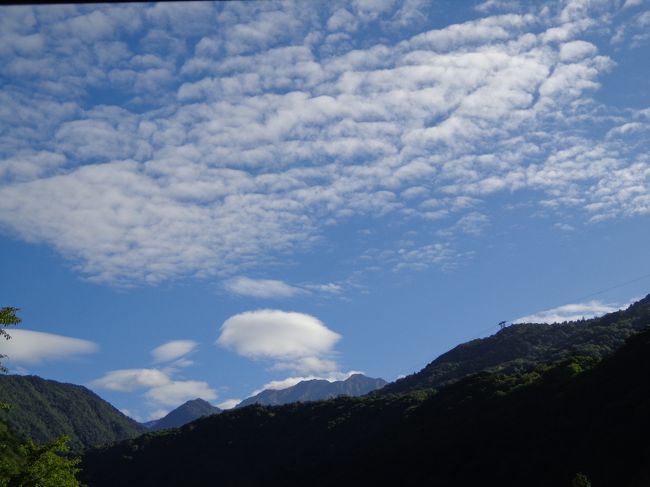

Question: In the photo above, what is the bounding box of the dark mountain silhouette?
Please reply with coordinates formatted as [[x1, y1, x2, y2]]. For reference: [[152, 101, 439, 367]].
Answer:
[[146, 399, 221, 431], [0, 375, 146, 452], [237, 373, 387, 407], [80, 294, 650, 486]]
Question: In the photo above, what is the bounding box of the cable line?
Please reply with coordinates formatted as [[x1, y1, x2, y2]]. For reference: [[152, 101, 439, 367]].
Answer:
[[397, 271, 650, 377], [474, 270, 650, 338]]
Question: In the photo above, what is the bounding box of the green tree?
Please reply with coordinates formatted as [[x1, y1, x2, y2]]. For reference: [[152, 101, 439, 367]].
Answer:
[[0, 307, 21, 374], [4, 436, 81, 487], [0, 308, 82, 487], [571, 472, 592, 487]]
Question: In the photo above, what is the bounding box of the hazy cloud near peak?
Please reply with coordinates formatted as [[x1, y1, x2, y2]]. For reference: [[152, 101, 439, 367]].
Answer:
[[91, 344, 217, 412], [91, 366, 218, 409], [145, 380, 217, 407], [216, 398, 241, 410], [514, 300, 625, 324], [250, 370, 363, 396]]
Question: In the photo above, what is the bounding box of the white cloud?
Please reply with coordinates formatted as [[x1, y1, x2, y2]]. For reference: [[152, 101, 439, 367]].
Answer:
[[385, 242, 465, 273], [303, 283, 343, 295], [0, 329, 98, 365], [514, 300, 624, 324], [606, 122, 647, 138], [253, 376, 315, 394], [148, 409, 169, 421], [271, 356, 339, 374], [91, 366, 218, 410], [0, 2, 647, 288], [217, 310, 341, 361], [145, 380, 217, 407], [167, 358, 194, 369], [90, 368, 171, 392], [151, 340, 198, 363], [559, 40, 597, 62], [327, 8, 358, 32], [223, 276, 304, 298], [623, 0, 644, 9], [216, 398, 240, 410]]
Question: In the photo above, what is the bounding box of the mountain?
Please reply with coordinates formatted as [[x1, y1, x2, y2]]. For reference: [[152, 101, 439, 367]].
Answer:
[[237, 374, 387, 408], [0, 375, 147, 452], [378, 293, 650, 395], [81, 322, 650, 486], [147, 399, 221, 431]]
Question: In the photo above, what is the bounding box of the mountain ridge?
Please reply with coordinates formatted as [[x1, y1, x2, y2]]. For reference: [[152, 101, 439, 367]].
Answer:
[[0, 374, 147, 452], [237, 373, 387, 408], [378, 294, 650, 395], [147, 398, 221, 431], [80, 313, 650, 486]]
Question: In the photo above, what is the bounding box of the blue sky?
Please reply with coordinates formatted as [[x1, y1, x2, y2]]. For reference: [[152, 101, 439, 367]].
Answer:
[[1, 0, 649, 420]]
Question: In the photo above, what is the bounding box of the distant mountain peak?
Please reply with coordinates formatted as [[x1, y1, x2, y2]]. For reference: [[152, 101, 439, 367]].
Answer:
[[146, 398, 221, 431], [237, 374, 387, 408], [181, 398, 213, 407]]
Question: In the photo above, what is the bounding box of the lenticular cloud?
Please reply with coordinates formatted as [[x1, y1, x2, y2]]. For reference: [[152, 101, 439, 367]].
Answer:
[[216, 309, 341, 360], [0, 329, 98, 365]]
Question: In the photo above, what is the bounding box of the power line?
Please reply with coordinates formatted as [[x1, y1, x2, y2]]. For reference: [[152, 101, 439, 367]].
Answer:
[[474, 270, 650, 338], [399, 271, 650, 377]]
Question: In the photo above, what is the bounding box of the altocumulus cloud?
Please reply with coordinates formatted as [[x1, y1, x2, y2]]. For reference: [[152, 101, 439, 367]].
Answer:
[[0, 2, 648, 286], [0, 329, 98, 365]]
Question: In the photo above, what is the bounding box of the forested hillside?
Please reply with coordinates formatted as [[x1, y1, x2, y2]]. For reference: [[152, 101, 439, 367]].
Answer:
[[0, 375, 147, 452], [378, 293, 650, 395], [81, 323, 650, 486]]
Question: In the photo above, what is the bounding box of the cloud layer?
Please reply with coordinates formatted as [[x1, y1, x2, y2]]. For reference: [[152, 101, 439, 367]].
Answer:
[[0, 329, 98, 365], [0, 2, 647, 286]]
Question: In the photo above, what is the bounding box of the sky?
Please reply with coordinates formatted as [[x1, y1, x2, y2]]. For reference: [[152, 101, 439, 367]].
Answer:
[[0, 0, 649, 421]]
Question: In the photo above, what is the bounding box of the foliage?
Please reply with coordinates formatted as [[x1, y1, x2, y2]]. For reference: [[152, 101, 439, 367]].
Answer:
[[0, 375, 147, 452], [0, 307, 84, 486], [571, 473, 592, 487], [0, 307, 21, 374], [0, 436, 82, 487]]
